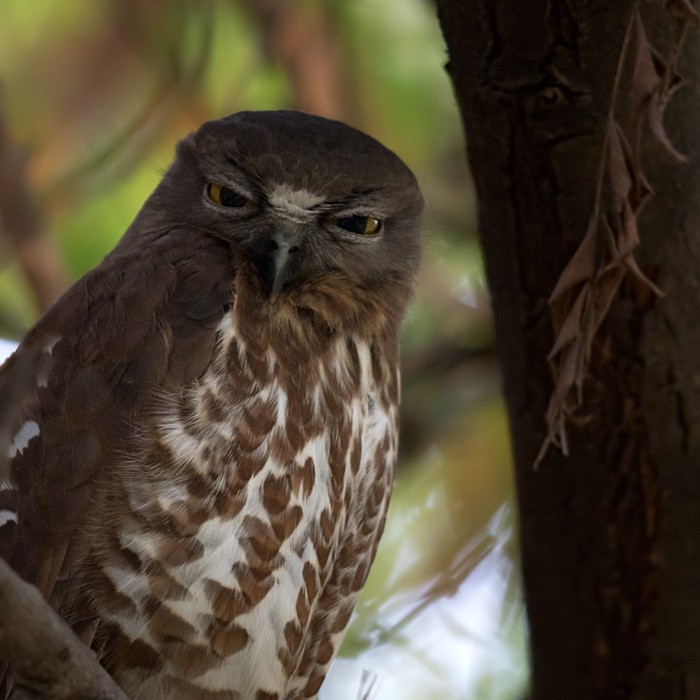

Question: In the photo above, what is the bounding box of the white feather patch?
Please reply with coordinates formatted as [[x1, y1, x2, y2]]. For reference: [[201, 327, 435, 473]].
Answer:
[[8, 420, 40, 459], [0, 510, 17, 527], [36, 335, 62, 387], [268, 184, 325, 223]]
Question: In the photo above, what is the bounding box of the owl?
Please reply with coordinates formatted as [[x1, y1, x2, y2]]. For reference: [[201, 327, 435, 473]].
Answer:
[[0, 110, 422, 699]]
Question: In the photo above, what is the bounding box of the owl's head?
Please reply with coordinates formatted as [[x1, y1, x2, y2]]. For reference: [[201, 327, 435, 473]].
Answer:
[[135, 111, 423, 327]]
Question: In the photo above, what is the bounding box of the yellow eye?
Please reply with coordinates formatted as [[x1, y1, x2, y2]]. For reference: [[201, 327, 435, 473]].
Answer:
[[206, 183, 255, 208], [334, 215, 382, 235]]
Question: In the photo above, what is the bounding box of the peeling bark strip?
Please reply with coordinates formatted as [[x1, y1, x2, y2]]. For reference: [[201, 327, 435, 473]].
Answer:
[[436, 0, 700, 698], [541, 4, 697, 463]]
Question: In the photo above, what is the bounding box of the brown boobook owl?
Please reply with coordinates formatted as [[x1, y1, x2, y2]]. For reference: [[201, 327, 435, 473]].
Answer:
[[0, 111, 422, 699]]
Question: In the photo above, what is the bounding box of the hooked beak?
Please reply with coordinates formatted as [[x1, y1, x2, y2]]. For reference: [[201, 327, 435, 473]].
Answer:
[[251, 229, 303, 299]]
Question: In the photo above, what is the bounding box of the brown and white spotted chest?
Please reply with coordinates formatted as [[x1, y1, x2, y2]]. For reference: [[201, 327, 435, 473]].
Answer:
[[92, 314, 399, 699]]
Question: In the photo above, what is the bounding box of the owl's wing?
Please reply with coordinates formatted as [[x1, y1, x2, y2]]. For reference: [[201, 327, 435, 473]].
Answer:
[[0, 230, 234, 607]]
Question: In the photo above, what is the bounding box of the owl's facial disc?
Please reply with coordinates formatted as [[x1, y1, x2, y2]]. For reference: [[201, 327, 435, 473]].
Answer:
[[158, 111, 424, 307], [209, 181, 385, 300]]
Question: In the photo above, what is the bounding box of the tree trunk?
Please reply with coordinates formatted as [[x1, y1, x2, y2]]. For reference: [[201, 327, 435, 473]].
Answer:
[[435, 1, 700, 698]]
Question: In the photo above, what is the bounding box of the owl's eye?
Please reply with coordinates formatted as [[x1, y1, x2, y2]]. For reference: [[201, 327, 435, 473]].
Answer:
[[334, 215, 382, 235], [207, 183, 255, 208]]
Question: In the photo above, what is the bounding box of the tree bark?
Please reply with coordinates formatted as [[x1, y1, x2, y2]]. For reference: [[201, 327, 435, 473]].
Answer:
[[435, 1, 700, 698]]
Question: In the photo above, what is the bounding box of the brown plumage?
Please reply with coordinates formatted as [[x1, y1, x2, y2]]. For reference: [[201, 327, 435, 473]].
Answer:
[[0, 111, 422, 699]]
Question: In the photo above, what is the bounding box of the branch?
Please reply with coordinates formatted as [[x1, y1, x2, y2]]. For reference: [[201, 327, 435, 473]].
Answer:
[[0, 557, 127, 699], [241, 0, 348, 120], [0, 349, 124, 698]]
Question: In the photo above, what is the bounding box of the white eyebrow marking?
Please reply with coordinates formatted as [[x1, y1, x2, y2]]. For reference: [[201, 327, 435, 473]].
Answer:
[[9, 420, 40, 459], [267, 183, 325, 223]]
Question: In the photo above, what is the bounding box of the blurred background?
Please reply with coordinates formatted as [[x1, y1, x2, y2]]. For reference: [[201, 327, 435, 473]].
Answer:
[[0, 1, 528, 698]]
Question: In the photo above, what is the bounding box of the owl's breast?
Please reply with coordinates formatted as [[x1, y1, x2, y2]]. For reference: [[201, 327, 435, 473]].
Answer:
[[88, 332, 398, 699]]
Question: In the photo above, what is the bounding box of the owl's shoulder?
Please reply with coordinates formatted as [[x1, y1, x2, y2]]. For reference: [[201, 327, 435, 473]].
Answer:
[[0, 230, 235, 595]]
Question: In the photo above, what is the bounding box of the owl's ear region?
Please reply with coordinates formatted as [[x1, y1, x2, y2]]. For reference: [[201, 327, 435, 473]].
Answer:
[[205, 183, 256, 210]]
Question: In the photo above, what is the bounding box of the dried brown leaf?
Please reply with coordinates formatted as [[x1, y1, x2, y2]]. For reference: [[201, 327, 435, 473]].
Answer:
[[618, 200, 640, 255], [628, 10, 663, 150], [575, 315, 592, 399], [546, 268, 623, 462], [590, 266, 626, 336], [549, 218, 598, 303], [615, 120, 653, 210], [623, 255, 665, 297], [549, 285, 588, 359], [631, 11, 664, 101], [539, 6, 688, 466], [547, 342, 579, 445], [600, 217, 619, 258], [608, 122, 633, 213], [648, 89, 687, 161], [629, 8, 687, 161], [666, 0, 699, 22], [630, 168, 654, 212], [535, 412, 567, 466]]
